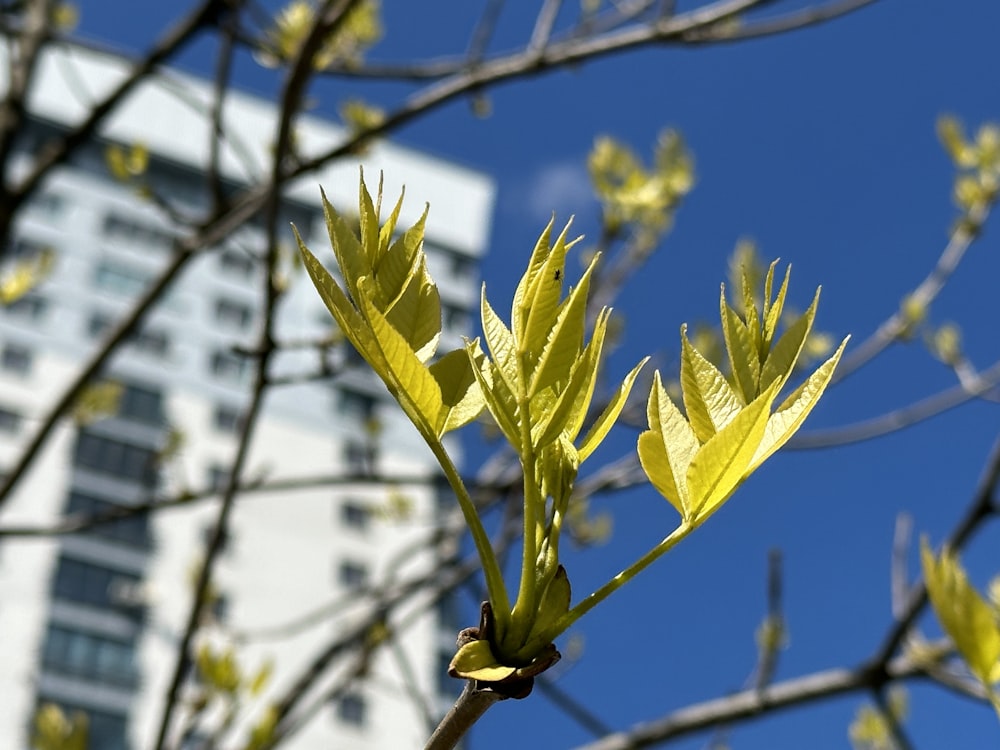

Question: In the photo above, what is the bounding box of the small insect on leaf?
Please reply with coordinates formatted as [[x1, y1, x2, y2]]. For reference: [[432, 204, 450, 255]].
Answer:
[[554, 269, 561, 281]]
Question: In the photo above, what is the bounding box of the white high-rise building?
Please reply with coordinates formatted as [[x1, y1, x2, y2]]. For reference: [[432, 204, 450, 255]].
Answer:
[[0, 41, 494, 750]]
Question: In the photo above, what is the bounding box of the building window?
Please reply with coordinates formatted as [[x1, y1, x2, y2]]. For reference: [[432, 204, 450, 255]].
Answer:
[[8, 235, 48, 260], [65, 492, 150, 548], [336, 388, 375, 421], [219, 249, 255, 279], [0, 406, 22, 434], [212, 404, 244, 434], [338, 560, 368, 589], [74, 431, 158, 486], [210, 350, 250, 385], [35, 702, 128, 750], [93, 260, 149, 297], [342, 440, 370, 474], [41, 624, 138, 688], [0, 342, 33, 374], [118, 382, 163, 425], [442, 304, 470, 331], [5, 293, 47, 320], [88, 311, 114, 338], [30, 191, 64, 216], [207, 464, 229, 492], [103, 213, 173, 251], [215, 298, 253, 330], [336, 692, 367, 727], [51, 556, 144, 618], [340, 500, 371, 532], [132, 328, 170, 358]]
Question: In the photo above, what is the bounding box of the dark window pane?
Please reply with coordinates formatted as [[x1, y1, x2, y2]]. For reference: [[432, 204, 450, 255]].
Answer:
[[103, 213, 173, 251], [215, 298, 253, 329], [74, 431, 158, 486], [132, 328, 170, 357], [338, 560, 367, 589], [65, 492, 150, 548], [337, 692, 366, 726], [51, 556, 145, 620], [0, 342, 32, 374], [340, 500, 370, 532], [212, 404, 244, 433], [6, 293, 47, 319], [219, 250, 255, 278], [0, 406, 21, 433], [210, 350, 250, 384], [41, 624, 137, 687], [118, 382, 163, 425]]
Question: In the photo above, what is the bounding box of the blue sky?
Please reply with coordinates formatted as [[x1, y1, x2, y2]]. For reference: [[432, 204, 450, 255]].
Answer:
[[79, 2, 1000, 748]]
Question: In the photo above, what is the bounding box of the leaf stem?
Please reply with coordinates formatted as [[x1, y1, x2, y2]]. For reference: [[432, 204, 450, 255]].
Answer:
[[508, 363, 541, 650], [427, 438, 511, 624], [545, 521, 694, 641]]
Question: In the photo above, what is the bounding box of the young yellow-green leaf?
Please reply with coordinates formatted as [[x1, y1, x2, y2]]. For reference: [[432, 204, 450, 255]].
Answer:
[[376, 207, 428, 305], [480, 289, 522, 403], [721, 296, 759, 403], [759, 287, 820, 392], [377, 187, 405, 258], [520, 222, 573, 361], [320, 190, 370, 303], [33, 704, 88, 750], [531, 336, 600, 450], [638, 371, 699, 519], [512, 218, 555, 342], [577, 356, 649, 462], [921, 539, 1000, 689], [0, 247, 55, 304], [358, 285, 443, 437], [562, 308, 611, 443], [750, 337, 848, 471], [358, 173, 380, 266], [468, 348, 522, 448], [740, 266, 761, 347], [686, 382, 778, 523], [383, 256, 441, 362], [762, 262, 790, 349], [448, 639, 517, 682], [681, 326, 743, 438], [529, 254, 598, 398], [248, 660, 274, 696], [638, 430, 686, 519], [298, 238, 380, 364], [431, 347, 486, 434]]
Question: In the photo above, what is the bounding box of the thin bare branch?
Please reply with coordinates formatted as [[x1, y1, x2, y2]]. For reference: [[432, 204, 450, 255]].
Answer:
[[833, 200, 990, 384], [530, 0, 564, 54], [873, 433, 1000, 666], [571, 656, 923, 750], [0, 0, 55, 217], [891, 513, 914, 619], [789, 359, 1000, 449], [689, 0, 882, 43], [0, 0, 224, 246]]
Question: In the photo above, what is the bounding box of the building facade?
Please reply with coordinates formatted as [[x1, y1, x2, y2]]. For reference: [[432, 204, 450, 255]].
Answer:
[[0, 41, 494, 749]]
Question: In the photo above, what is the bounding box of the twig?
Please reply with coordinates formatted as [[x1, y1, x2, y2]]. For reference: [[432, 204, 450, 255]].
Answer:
[[424, 681, 504, 750], [891, 513, 913, 619], [0, 0, 223, 246], [571, 656, 923, 750], [833, 200, 990, 384], [788, 359, 1000, 449], [873, 434, 1000, 666]]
